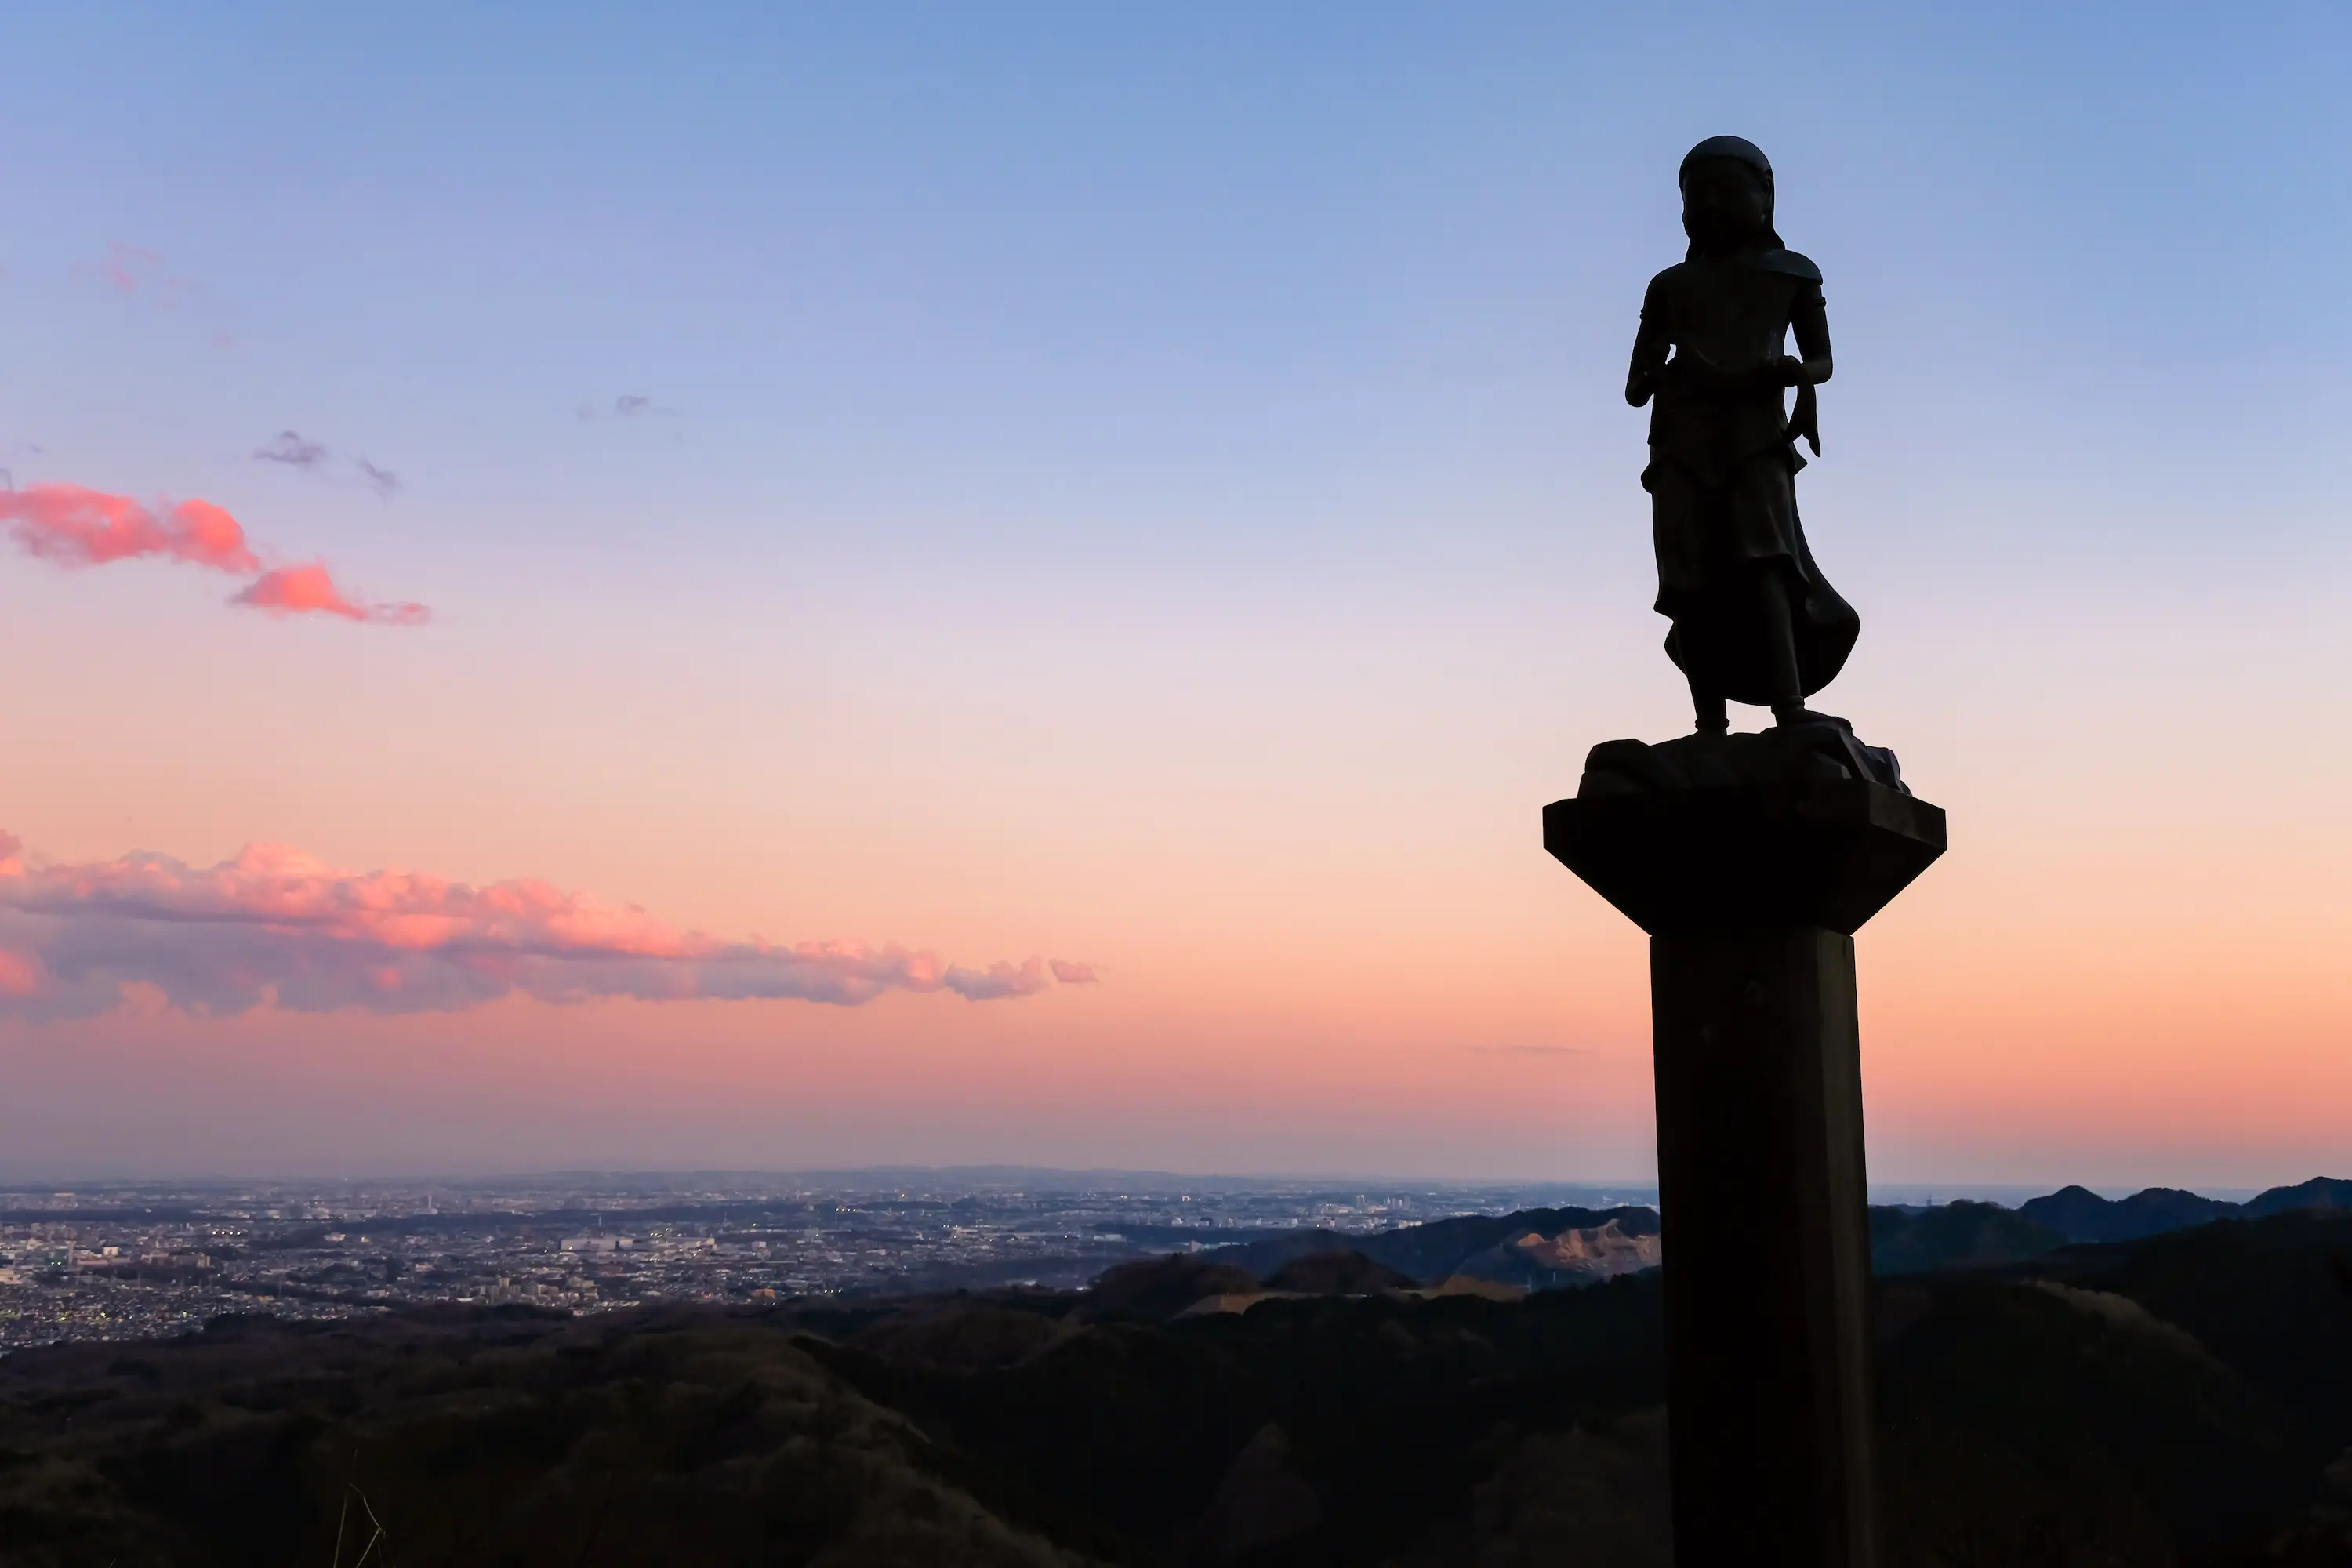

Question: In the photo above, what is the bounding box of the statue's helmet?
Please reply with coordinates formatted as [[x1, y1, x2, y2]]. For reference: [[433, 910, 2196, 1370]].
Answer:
[[1677, 136, 1782, 251], [1680, 136, 1773, 194]]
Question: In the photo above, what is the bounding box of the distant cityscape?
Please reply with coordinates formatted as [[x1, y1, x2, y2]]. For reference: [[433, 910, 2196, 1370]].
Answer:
[[0, 1171, 1657, 1351]]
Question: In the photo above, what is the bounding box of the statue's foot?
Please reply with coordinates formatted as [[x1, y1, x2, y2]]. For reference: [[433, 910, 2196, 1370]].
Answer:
[[1693, 718, 1730, 737], [1770, 706, 1848, 730]]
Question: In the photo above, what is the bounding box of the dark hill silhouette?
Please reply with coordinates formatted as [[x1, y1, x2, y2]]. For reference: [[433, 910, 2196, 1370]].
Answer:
[[2027, 1207, 2352, 1456], [848, 1301, 1067, 1370], [1080, 1254, 1260, 1319], [1262, 1250, 1417, 1294], [1868, 1201, 2065, 1274], [1354, 1205, 1662, 1283], [0, 1306, 1083, 1567], [2014, 1176, 2350, 1244], [1206, 1204, 1661, 1286], [2015, 1183, 2121, 1240], [2113, 1185, 2241, 1232], [2017, 1184, 2238, 1242], [1211, 1181, 2352, 1286], [2244, 1174, 2352, 1217], [1170, 1180, 2349, 1298], [1199, 1196, 2086, 1288], [1195, 1227, 1356, 1279], [1874, 1273, 2310, 1559], [5, 1210, 2351, 1565], [1452, 1218, 1664, 1290]]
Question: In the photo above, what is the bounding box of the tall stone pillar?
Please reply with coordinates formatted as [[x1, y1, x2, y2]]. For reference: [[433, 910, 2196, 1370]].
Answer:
[[1547, 760, 1944, 1568]]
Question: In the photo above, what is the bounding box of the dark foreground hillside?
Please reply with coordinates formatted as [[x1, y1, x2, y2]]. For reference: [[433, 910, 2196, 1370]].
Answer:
[[2, 1212, 2348, 1567]]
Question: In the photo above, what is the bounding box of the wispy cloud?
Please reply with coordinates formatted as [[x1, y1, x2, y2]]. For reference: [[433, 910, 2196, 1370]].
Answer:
[[354, 458, 399, 499], [253, 431, 328, 470], [95, 243, 162, 296], [99, 243, 160, 295], [252, 431, 400, 499], [0, 831, 1090, 1020], [85, 243, 193, 309], [1050, 960, 1099, 984], [944, 958, 1051, 1000], [579, 394, 677, 421], [0, 482, 426, 625]]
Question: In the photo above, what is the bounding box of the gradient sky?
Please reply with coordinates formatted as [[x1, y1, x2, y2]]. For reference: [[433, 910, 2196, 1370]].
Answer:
[[2, 3, 2347, 1187]]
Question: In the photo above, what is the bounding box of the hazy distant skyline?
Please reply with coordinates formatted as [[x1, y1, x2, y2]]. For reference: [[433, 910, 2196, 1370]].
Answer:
[[4, 4, 2349, 1185]]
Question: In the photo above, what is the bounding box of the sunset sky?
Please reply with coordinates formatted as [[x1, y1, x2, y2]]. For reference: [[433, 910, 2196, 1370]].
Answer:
[[3, 3, 2347, 1188]]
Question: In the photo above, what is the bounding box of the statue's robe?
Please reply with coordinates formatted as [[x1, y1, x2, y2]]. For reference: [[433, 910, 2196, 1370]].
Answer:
[[1640, 247, 1858, 705]]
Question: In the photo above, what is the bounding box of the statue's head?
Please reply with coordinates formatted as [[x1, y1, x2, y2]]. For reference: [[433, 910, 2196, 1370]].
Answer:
[[1678, 136, 1781, 257]]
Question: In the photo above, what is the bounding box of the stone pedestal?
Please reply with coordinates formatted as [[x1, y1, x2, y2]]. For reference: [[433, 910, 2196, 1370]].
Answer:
[[1545, 774, 1945, 1568]]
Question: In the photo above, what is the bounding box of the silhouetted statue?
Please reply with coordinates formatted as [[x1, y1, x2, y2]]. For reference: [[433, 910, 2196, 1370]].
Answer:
[[1552, 136, 1946, 1568], [1628, 136, 1859, 734]]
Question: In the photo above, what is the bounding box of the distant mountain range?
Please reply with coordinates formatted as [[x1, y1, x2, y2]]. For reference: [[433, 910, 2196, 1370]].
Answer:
[[1201, 1204, 1662, 1290], [1179, 1178, 2352, 1290], [2018, 1176, 2352, 1241]]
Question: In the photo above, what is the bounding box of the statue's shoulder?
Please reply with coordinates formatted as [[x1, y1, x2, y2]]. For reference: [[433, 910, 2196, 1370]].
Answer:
[[1755, 249, 1823, 283], [1642, 261, 1694, 305]]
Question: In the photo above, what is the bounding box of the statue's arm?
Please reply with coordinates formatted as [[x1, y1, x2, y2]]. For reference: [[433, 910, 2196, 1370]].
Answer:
[[1784, 287, 1833, 387], [1625, 278, 1671, 407]]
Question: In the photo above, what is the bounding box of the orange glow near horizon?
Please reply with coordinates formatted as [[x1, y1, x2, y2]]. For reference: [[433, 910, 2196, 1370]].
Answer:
[[3, 620, 2348, 1189]]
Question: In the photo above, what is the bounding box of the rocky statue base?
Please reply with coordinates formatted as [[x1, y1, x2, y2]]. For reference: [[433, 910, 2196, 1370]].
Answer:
[[1545, 720, 1945, 1568]]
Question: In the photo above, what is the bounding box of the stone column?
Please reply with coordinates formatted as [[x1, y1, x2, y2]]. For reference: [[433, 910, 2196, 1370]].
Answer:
[[1545, 776, 1944, 1568]]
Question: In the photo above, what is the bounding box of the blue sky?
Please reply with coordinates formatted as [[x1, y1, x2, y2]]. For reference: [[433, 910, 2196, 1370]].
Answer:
[[13, 2, 2349, 590]]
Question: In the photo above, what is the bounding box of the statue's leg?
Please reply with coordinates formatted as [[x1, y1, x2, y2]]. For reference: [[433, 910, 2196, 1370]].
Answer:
[[1650, 463, 1726, 734], [1759, 569, 1808, 724], [1690, 675, 1728, 735]]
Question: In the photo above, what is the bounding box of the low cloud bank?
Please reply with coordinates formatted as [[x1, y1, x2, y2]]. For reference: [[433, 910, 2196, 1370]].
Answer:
[[0, 832, 1088, 1019]]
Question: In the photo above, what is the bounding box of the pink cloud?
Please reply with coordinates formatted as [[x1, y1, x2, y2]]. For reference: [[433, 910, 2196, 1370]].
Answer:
[[0, 482, 427, 625], [1051, 959, 1099, 984], [0, 832, 1088, 1019], [234, 564, 430, 626], [1, 485, 261, 572]]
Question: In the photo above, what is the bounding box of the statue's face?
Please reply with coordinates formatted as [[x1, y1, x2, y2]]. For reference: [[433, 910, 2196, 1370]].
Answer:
[[1681, 158, 1769, 252]]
